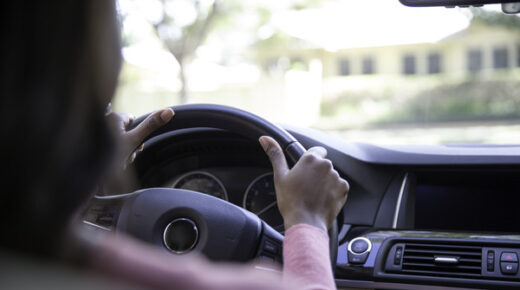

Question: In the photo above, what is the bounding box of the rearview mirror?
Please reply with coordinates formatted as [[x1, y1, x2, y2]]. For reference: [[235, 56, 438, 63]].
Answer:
[[399, 0, 518, 7]]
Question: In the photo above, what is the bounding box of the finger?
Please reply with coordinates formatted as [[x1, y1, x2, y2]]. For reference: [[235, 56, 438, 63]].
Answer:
[[305, 146, 327, 159], [106, 113, 133, 131], [138, 144, 144, 152], [259, 136, 289, 177], [126, 108, 174, 148], [123, 114, 135, 129]]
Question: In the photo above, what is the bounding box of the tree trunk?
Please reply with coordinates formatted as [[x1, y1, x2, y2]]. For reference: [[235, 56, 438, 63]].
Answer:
[[178, 61, 189, 104]]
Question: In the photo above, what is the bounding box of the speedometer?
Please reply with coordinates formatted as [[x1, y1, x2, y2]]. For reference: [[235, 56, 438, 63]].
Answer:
[[172, 171, 228, 201], [243, 173, 284, 232]]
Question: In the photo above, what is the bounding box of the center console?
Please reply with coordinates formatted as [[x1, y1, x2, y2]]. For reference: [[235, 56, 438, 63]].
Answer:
[[336, 170, 520, 289]]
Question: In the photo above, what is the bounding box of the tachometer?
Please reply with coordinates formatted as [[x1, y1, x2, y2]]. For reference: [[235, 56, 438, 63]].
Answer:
[[172, 171, 228, 201], [243, 173, 284, 232]]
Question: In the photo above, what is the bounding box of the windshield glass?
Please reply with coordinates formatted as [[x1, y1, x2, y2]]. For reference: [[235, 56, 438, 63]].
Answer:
[[114, 0, 520, 145]]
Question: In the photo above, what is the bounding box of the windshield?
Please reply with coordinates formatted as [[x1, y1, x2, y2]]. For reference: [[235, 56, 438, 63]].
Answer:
[[114, 0, 520, 145]]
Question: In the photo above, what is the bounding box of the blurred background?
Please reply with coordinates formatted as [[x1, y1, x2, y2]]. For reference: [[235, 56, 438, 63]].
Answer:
[[113, 0, 520, 145]]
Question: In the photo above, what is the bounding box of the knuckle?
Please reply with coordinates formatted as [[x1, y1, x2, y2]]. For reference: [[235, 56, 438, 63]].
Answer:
[[302, 153, 318, 163], [341, 179, 350, 193], [322, 159, 333, 170], [315, 158, 332, 171]]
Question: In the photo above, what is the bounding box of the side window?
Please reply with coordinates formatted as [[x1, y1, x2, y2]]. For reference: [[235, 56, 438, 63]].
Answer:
[[362, 57, 374, 74], [402, 54, 416, 75], [338, 58, 350, 76], [428, 53, 442, 74], [467, 49, 483, 72], [493, 47, 509, 69]]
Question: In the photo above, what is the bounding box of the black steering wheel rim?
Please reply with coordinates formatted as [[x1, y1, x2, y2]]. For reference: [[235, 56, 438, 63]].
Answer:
[[127, 103, 338, 265], [130, 104, 307, 164]]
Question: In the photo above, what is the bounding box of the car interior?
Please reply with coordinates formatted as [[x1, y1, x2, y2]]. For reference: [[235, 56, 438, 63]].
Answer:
[[76, 0, 520, 289]]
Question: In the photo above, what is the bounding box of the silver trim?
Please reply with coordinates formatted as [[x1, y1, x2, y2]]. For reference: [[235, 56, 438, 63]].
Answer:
[[171, 170, 228, 201], [392, 173, 409, 229], [82, 220, 111, 231], [242, 172, 274, 209], [434, 256, 459, 264], [163, 218, 199, 254], [93, 190, 143, 200], [347, 237, 372, 255]]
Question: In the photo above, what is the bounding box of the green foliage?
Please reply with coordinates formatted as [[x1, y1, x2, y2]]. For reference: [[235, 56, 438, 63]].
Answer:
[[320, 73, 520, 129], [291, 0, 324, 10], [380, 79, 520, 124], [470, 7, 520, 29]]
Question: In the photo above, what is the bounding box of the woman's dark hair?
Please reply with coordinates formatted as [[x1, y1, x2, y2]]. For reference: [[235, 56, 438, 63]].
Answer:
[[0, 1, 118, 257]]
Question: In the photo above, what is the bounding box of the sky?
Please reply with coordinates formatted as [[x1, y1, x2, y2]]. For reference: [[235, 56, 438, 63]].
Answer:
[[272, 1, 471, 50]]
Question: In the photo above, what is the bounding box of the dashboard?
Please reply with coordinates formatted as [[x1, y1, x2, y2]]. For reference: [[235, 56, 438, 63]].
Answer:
[[165, 169, 283, 232], [123, 126, 520, 289]]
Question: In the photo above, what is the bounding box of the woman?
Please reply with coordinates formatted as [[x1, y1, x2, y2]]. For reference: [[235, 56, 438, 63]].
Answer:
[[0, 1, 349, 289]]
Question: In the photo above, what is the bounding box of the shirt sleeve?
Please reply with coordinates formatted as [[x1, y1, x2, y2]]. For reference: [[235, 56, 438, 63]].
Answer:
[[283, 224, 336, 290], [86, 224, 334, 290]]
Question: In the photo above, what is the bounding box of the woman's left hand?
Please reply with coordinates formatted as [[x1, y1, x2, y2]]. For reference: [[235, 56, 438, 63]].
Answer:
[[106, 108, 175, 165]]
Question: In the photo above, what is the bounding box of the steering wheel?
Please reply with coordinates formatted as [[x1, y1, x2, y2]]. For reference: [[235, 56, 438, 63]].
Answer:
[[89, 104, 338, 265]]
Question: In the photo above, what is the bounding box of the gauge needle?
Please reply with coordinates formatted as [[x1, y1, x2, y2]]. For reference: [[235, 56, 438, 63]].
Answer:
[[256, 201, 277, 216]]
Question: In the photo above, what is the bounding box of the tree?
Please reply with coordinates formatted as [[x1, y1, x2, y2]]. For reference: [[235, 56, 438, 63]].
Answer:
[[470, 7, 520, 29], [151, 0, 221, 104]]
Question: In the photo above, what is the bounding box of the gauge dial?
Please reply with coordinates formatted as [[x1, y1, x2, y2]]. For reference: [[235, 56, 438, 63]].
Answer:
[[172, 171, 228, 201], [243, 173, 284, 232]]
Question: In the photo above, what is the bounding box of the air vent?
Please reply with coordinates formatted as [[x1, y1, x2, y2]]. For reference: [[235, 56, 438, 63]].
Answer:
[[387, 242, 483, 278]]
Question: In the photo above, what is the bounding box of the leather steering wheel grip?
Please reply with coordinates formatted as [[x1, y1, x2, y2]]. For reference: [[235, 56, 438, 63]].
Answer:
[[129, 104, 306, 164]]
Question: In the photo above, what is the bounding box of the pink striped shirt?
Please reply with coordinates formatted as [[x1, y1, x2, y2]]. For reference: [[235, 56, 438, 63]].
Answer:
[[91, 224, 335, 289]]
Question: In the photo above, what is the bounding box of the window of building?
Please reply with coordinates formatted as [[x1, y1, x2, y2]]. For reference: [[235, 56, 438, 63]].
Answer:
[[362, 57, 374, 74], [428, 53, 442, 74], [338, 59, 350, 76], [402, 54, 416, 75], [467, 49, 483, 72], [493, 47, 509, 69]]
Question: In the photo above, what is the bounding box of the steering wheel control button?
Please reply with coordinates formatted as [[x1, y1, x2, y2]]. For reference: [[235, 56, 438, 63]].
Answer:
[[163, 218, 199, 254], [347, 237, 372, 265], [501, 252, 518, 262], [501, 262, 518, 275], [263, 240, 279, 255]]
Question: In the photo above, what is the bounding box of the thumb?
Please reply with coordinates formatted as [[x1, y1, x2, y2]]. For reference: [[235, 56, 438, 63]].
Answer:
[[259, 136, 289, 177], [127, 108, 174, 148]]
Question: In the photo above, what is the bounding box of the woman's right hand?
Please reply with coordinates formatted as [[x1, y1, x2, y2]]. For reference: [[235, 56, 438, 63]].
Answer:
[[259, 136, 349, 232]]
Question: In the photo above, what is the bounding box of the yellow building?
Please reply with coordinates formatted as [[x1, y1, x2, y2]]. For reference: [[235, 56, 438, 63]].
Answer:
[[323, 22, 519, 77], [261, 20, 520, 79]]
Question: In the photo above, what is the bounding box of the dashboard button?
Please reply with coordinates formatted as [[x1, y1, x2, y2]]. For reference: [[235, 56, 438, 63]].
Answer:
[[347, 237, 372, 265], [351, 239, 369, 253], [501, 252, 518, 262], [487, 250, 495, 272], [348, 252, 369, 264], [501, 262, 518, 275], [394, 247, 403, 265]]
